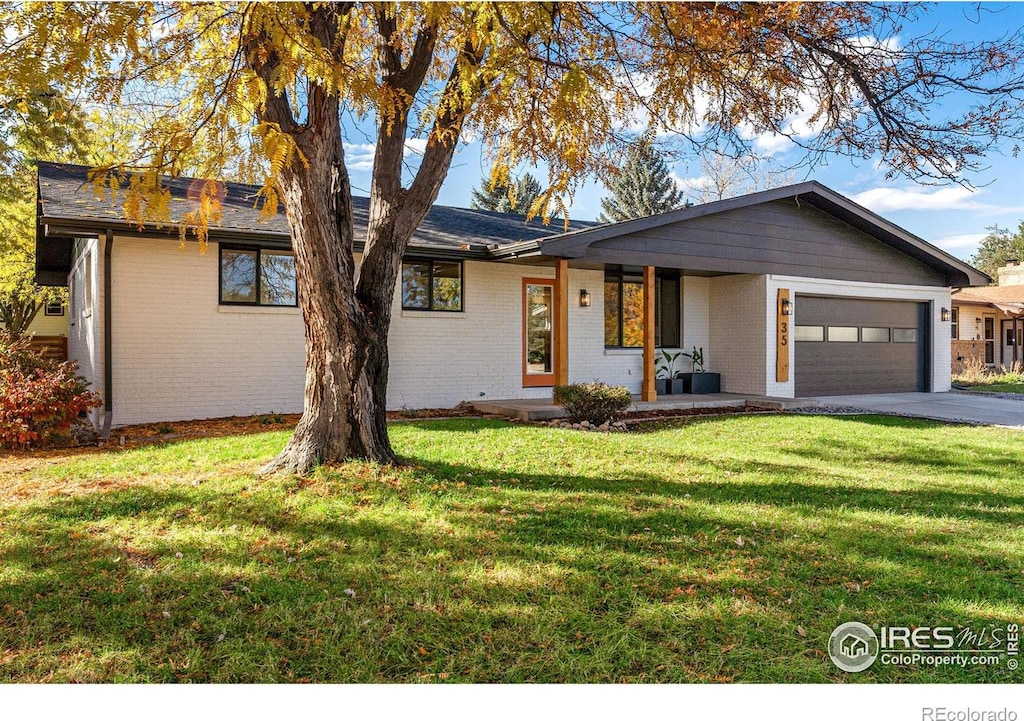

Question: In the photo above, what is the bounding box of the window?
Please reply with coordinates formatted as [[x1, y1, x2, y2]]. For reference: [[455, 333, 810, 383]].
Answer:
[[219, 245, 297, 306], [951, 307, 959, 339], [44, 301, 65, 316], [794, 325, 824, 342], [827, 326, 858, 342], [603, 272, 680, 347], [892, 328, 918, 343], [861, 327, 890, 343], [401, 260, 463, 311]]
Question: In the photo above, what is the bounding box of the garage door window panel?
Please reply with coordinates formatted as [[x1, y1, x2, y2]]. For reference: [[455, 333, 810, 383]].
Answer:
[[827, 326, 858, 342]]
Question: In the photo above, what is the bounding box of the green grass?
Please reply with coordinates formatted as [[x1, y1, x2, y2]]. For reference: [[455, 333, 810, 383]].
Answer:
[[960, 369, 1024, 394], [2, 415, 1023, 683], [965, 382, 1024, 394]]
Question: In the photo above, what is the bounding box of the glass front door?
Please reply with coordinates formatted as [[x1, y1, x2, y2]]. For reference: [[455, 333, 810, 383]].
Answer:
[[523, 279, 555, 386]]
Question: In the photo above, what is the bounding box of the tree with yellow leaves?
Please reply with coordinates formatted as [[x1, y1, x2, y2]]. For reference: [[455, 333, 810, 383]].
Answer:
[[3, 2, 1024, 472]]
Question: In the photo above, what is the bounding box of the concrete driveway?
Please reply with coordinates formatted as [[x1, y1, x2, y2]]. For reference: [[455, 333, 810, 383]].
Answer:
[[802, 392, 1024, 429]]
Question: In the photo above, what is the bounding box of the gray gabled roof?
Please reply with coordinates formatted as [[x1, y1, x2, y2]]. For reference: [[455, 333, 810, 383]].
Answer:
[[494, 180, 989, 288], [35, 161, 598, 254]]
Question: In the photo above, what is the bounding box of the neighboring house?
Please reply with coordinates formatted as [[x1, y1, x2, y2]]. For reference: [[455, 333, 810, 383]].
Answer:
[[951, 260, 1024, 370], [0, 296, 68, 362], [35, 162, 987, 429]]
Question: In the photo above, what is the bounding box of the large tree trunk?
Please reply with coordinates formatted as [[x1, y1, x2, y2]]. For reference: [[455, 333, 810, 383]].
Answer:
[[250, 5, 470, 475], [260, 97, 397, 475]]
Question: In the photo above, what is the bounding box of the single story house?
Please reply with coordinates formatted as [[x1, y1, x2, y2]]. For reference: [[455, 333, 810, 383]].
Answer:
[[34, 161, 988, 429], [951, 260, 1024, 370]]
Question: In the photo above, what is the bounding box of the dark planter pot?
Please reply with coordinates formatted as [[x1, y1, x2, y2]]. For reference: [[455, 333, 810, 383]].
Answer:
[[657, 378, 685, 395], [683, 372, 721, 394]]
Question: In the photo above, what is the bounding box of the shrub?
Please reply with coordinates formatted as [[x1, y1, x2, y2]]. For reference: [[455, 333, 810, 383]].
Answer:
[[553, 382, 632, 424], [0, 331, 101, 449]]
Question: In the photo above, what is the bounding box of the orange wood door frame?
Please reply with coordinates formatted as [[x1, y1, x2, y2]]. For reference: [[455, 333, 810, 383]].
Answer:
[[522, 277, 557, 387]]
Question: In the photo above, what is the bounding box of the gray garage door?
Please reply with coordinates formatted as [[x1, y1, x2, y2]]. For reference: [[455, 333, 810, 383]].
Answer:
[[794, 296, 929, 396]]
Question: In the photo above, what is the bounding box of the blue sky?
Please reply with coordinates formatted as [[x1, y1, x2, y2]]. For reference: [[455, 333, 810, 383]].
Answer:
[[341, 2, 1024, 263]]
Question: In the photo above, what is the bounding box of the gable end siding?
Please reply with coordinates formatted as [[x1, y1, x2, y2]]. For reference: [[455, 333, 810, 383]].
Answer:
[[579, 199, 946, 287]]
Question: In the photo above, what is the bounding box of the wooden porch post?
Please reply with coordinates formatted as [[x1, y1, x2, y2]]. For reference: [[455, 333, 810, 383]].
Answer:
[[554, 258, 569, 391], [641, 265, 657, 402]]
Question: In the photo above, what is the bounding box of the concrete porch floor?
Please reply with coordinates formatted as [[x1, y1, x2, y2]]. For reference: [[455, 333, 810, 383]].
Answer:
[[472, 394, 815, 421]]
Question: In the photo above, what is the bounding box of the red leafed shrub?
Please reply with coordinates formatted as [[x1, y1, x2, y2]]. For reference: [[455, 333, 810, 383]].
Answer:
[[0, 332, 101, 448]]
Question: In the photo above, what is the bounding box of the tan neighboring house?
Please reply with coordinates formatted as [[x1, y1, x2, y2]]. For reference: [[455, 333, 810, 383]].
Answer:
[[0, 299, 69, 361], [951, 261, 1024, 371]]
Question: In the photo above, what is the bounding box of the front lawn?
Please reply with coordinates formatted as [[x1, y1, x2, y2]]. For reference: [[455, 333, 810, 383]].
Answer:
[[965, 382, 1024, 394], [1, 415, 1022, 683]]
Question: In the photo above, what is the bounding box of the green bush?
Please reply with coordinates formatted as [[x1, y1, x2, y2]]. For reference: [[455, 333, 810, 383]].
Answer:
[[553, 382, 632, 424]]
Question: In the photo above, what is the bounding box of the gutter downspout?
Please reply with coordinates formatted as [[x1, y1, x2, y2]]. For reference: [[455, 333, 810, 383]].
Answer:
[[102, 229, 113, 440]]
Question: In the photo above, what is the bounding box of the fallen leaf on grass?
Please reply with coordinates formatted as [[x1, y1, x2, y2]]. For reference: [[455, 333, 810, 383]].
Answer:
[[796, 626, 808, 638]]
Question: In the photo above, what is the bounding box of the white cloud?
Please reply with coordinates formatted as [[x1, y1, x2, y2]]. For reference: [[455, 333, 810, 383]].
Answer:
[[851, 185, 996, 213], [931, 233, 987, 253], [403, 137, 428, 157], [346, 143, 377, 172], [344, 138, 430, 172]]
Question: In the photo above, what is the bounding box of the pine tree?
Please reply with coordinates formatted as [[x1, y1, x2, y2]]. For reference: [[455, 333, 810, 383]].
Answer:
[[598, 134, 684, 222], [470, 173, 542, 216]]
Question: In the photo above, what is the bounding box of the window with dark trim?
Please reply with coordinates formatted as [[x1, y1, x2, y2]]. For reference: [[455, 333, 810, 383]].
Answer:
[[603, 271, 680, 348], [401, 259, 463, 311], [951, 307, 959, 339], [219, 245, 297, 306]]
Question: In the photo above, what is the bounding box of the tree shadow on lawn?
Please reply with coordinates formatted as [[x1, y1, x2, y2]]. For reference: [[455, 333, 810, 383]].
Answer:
[[2, 451, 1021, 683]]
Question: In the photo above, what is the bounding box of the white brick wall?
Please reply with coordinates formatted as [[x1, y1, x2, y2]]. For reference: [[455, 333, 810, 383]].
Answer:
[[102, 241, 688, 425], [709, 274, 768, 395], [765, 275, 952, 397], [66, 238, 104, 427], [110, 237, 306, 426], [78, 235, 955, 425]]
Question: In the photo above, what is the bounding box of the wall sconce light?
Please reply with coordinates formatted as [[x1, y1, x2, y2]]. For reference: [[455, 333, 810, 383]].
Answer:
[[941, 307, 951, 322], [780, 297, 793, 316], [579, 289, 592, 307]]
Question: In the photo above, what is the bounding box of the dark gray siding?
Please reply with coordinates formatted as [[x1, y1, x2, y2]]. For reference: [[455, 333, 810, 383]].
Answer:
[[794, 296, 929, 395], [580, 199, 947, 286]]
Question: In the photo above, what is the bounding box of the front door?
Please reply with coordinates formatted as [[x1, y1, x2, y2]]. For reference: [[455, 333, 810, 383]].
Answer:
[[1002, 319, 1024, 368], [984, 316, 996, 365], [523, 278, 556, 387]]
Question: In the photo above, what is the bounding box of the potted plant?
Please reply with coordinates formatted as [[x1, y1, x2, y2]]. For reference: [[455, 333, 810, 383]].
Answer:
[[680, 346, 721, 394], [656, 350, 685, 395]]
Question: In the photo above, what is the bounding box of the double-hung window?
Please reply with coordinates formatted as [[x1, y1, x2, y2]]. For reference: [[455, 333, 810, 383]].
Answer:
[[219, 245, 298, 306]]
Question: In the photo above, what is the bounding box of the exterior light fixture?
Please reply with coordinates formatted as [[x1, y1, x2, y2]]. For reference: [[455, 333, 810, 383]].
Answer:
[[941, 307, 951, 322], [579, 289, 592, 307], [780, 297, 793, 316]]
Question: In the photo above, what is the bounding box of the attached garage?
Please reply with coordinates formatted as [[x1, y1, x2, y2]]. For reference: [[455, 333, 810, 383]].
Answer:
[[794, 295, 930, 396]]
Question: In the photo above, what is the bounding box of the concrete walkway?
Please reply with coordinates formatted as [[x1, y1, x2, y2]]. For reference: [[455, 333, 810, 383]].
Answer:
[[802, 392, 1024, 429]]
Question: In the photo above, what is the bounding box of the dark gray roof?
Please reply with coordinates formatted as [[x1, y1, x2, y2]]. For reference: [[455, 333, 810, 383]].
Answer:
[[35, 161, 598, 253]]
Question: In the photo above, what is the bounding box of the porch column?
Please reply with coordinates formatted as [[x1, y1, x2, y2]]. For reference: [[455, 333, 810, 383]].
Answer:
[[641, 265, 657, 402], [554, 258, 569, 390]]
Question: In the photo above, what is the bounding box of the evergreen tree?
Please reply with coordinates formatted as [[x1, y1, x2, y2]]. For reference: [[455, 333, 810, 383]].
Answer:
[[598, 134, 684, 222], [470, 173, 542, 216]]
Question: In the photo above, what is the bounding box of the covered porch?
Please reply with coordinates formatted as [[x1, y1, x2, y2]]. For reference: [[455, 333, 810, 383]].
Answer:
[[472, 393, 814, 422]]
